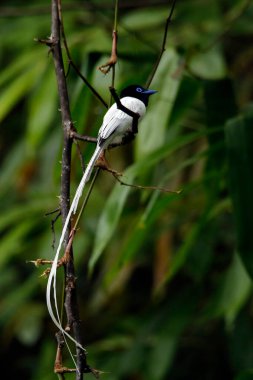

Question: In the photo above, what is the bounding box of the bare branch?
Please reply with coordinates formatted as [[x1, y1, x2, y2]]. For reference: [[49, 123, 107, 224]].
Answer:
[[95, 160, 181, 194], [71, 131, 97, 144], [112, 173, 181, 194], [57, 0, 108, 108], [50, 0, 89, 378], [146, 0, 177, 88]]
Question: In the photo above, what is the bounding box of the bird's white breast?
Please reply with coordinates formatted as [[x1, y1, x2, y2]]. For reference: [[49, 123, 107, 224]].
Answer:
[[120, 97, 146, 117]]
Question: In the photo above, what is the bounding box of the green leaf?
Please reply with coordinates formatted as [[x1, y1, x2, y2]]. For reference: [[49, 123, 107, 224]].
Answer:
[[0, 197, 55, 231], [26, 67, 57, 149], [206, 253, 251, 325], [0, 274, 38, 324], [15, 303, 44, 345], [122, 8, 168, 31], [135, 48, 181, 160], [0, 49, 43, 88], [0, 61, 45, 122], [225, 106, 253, 278], [169, 75, 201, 126], [189, 46, 227, 79], [89, 130, 210, 272], [0, 141, 27, 194], [0, 220, 36, 268], [117, 156, 207, 270], [111, 145, 223, 278], [88, 168, 135, 272]]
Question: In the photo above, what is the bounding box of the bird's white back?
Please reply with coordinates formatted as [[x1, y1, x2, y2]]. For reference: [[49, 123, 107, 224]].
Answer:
[[98, 97, 146, 146]]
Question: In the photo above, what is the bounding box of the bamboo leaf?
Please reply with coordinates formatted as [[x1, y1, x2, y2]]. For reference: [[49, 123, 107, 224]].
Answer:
[[0, 220, 36, 268], [26, 67, 57, 149], [122, 8, 168, 30], [205, 253, 251, 325], [89, 131, 208, 272], [0, 49, 43, 88], [135, 48, 181, 160], [0, 61, 45, 122], [189, 46, 227, 79]]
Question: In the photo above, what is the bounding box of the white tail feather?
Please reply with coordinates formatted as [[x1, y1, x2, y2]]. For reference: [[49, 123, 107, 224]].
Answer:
[[46, 144, 103, 353]]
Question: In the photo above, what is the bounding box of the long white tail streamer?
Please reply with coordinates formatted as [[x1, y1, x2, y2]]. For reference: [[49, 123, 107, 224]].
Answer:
[[46, 94, 147, 360], [46, 144, 104, 352]]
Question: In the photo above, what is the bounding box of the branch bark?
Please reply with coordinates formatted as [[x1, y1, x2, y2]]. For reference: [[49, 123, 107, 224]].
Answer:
[[50, 1, 88, 378]]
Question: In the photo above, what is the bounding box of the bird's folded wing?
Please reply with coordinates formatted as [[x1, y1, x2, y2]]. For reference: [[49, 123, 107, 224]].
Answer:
[[99, 104, 131, 141], [99, 97, 146, 141]]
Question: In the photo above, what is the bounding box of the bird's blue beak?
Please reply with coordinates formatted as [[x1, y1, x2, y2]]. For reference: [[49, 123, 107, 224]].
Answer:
[[143, 89, 157, 95]]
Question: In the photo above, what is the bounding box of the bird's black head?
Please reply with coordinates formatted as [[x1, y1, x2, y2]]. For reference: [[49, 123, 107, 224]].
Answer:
[[120, 85, 157, 106]]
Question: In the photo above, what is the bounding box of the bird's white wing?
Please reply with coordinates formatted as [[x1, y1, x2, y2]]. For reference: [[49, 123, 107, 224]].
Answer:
[[98, 104, 130, 141], [99, 97, 146, 142]]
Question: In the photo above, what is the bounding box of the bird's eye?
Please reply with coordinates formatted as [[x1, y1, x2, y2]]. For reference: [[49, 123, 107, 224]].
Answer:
[[136, 87, 143, 92]]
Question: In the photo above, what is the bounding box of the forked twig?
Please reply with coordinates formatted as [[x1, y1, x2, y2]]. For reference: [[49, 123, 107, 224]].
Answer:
[[45, 208, 61, 249]]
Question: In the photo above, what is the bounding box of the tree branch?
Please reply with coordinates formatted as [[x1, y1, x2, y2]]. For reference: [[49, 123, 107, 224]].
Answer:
[[50, 1, 89, 378], [71, 131, 97, 144]]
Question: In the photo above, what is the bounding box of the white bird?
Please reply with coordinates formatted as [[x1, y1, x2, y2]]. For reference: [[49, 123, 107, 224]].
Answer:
[[46, 84, 157, 352]]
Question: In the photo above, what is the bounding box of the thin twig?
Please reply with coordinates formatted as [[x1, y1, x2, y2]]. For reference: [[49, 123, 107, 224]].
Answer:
[[71, 131, 97, 144], [27, 259, 54, 267], [52, 211, 61, 249], [45, 208, 61, 249], [73, 139, 86, 173], [98, 0, 118, 76], [98, 30, 118, 75], [58, 0, 108, 108], [145, 0, 177, 88], [112, 173, 181, 194], [45, 208, 61, 216]]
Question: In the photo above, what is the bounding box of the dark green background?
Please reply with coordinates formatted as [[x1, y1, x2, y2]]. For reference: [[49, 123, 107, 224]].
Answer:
[[0, 1, 253, 379]]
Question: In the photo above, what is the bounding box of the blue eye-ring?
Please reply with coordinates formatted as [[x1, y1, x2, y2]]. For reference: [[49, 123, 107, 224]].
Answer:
[[136, 87, 143, 92]]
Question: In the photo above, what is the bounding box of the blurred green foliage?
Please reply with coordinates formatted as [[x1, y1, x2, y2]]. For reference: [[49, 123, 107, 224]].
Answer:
[[0, 0, 253, 379]]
